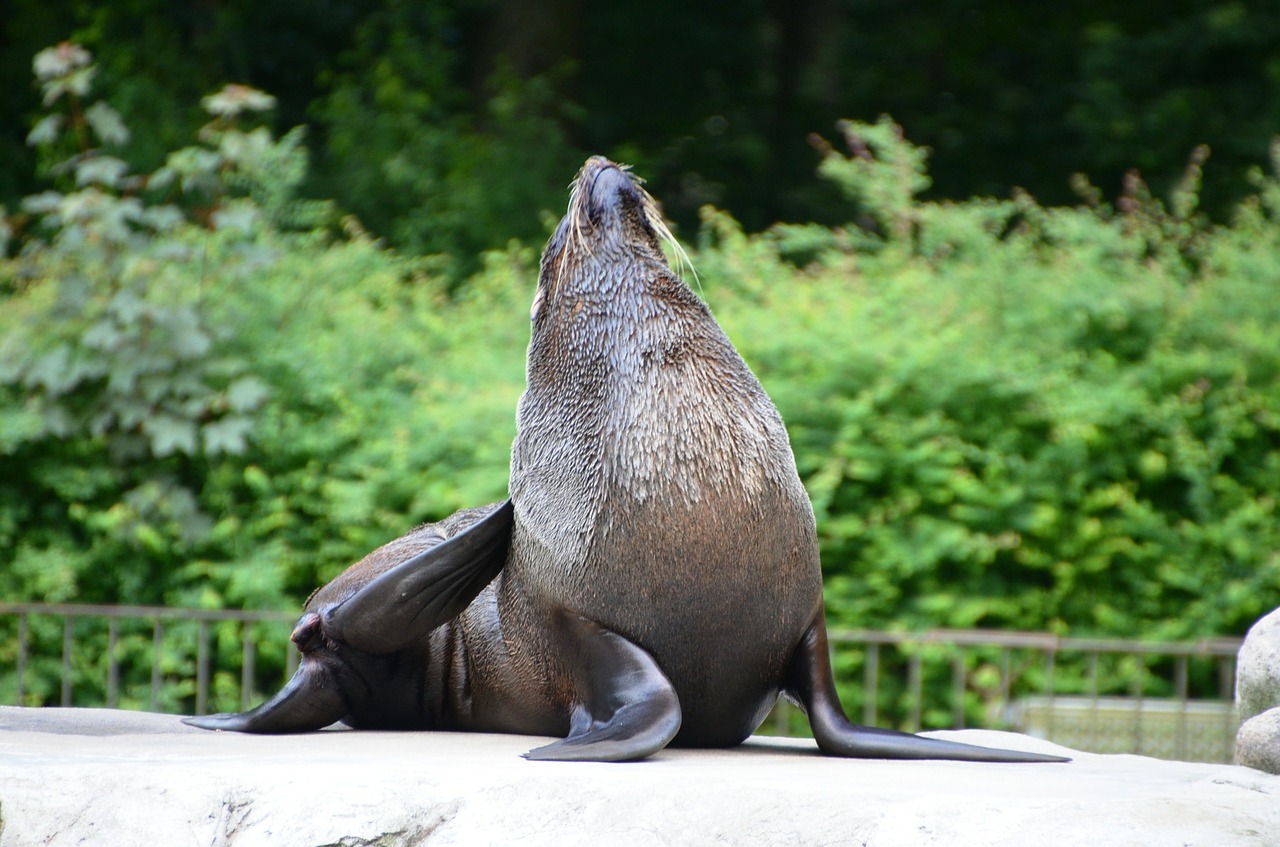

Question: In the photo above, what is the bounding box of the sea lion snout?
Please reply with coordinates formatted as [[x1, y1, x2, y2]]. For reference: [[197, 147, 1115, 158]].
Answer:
[[580, 157, 640, 219]]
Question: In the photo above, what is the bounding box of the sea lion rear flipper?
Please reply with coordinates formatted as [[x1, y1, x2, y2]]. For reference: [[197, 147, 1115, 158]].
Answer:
[[523, 615, 682, 762], [182, 664, 346, 733], [785, 617, 1071, 763], [327, 499, 515, 653]]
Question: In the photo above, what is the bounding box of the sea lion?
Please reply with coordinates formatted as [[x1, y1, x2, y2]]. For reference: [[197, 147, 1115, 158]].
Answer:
[[187, 157, 1066, 765]]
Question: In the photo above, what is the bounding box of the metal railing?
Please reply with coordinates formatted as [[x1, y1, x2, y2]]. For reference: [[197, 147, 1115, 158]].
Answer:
[[768, 627, 1242, 762], [832, 627, 1241, 727], [0, 603, 1243, 761], [0, 602, 296, 716]]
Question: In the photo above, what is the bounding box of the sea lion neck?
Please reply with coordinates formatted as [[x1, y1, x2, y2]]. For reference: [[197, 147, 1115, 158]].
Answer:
[[515, 158, 719, 557]]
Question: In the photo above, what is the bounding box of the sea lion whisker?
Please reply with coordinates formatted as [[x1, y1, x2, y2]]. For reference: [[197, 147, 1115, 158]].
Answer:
[[644, 204, 700, 294], [605, 161, 699, 293], [564, 170, 594, 260]]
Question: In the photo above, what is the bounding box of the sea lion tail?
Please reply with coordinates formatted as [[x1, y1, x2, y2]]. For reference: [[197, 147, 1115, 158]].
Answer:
[[785, 618, 1071, 764]]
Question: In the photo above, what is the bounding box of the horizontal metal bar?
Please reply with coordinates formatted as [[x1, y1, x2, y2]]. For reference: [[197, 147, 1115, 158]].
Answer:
[[827, 628, 1242, 657], [1, 603, 1239, 656], [0, 602, 296, 624]]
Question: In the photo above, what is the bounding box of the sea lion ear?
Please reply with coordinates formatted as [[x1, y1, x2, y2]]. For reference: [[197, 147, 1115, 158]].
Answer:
[[325, 499, 515, 653]]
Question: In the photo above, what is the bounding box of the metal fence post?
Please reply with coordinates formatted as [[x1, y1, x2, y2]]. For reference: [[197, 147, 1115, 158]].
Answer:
[[60, 616, 72, 707], [241, 623, 255, 711], [150, 619, 163, 712], [863, 643, 879, 726], [16, 613, 28, 705], [107, 618, 119, 708], [196, 620, 210, 717]]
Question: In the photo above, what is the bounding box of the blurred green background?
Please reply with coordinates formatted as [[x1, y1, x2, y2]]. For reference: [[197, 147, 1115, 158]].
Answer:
[[1, 2, 1279, 713], [4, 2, 1280, 265]]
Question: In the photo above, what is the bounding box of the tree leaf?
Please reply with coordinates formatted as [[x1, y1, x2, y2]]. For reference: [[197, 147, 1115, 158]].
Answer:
[[74, 156, 130, 189], [202, 415, 254, 455], [85, 102, 130, 146], [225, 376, 269, 412], [26, 114, 63, 146], [142, 414, 198, 457]]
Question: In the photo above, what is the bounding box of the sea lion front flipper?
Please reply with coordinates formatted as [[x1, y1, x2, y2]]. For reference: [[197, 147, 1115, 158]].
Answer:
[[785, 617, 1071, 763], [326, 499, 515, 653], [523, 615, 682, 762], [183, 664, 346, 733]]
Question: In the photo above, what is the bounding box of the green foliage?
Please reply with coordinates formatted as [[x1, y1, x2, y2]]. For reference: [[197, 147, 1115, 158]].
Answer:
[[2, 46, 525, 613], [3, 49, 1278, 722], [7, 3, 1280, 252], [311, 0, 583, 279], [2, 46, 276, 607], [1, 45, 527, 711], [814, 117, 932, 243], [707, 120, 1280, 648]]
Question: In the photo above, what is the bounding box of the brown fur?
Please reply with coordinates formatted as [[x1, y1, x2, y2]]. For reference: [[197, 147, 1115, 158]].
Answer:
[[188, 157, 1068, 764], [498, 157, 822, 745]]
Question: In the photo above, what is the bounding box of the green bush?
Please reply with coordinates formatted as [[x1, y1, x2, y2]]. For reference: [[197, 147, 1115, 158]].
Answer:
[[2, 49, 1278, 717], [0, 46, 525, 709], [705, 119, 1280, 644], [311, 0, 584, 282]]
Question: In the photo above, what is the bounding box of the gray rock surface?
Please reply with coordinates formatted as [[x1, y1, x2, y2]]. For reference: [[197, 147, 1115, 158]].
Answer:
[[1237, 606, 1280, 722], [2, 706, 1278, 846], [1235, 706, 1280, 775]]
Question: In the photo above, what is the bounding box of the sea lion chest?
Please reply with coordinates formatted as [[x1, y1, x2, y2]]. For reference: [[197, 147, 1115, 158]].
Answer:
[[507, 274, 821, 737]]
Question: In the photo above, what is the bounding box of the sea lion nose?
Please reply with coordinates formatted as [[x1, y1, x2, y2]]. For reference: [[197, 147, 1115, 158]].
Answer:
[[585, 158, 636, 212], [291, 611, 324, 653]]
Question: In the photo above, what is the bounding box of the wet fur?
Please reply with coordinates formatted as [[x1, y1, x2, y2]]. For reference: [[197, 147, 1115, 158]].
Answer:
[[187, 158, 1067, 764], [505, 157, 822, 745]]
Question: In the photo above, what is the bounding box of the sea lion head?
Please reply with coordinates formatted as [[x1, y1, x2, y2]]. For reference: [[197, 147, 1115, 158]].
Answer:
[[530, 156, 691, 323]]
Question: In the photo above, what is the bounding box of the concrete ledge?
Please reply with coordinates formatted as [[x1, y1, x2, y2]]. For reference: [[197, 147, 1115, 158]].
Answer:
[[1, 706, 1277, 846]]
